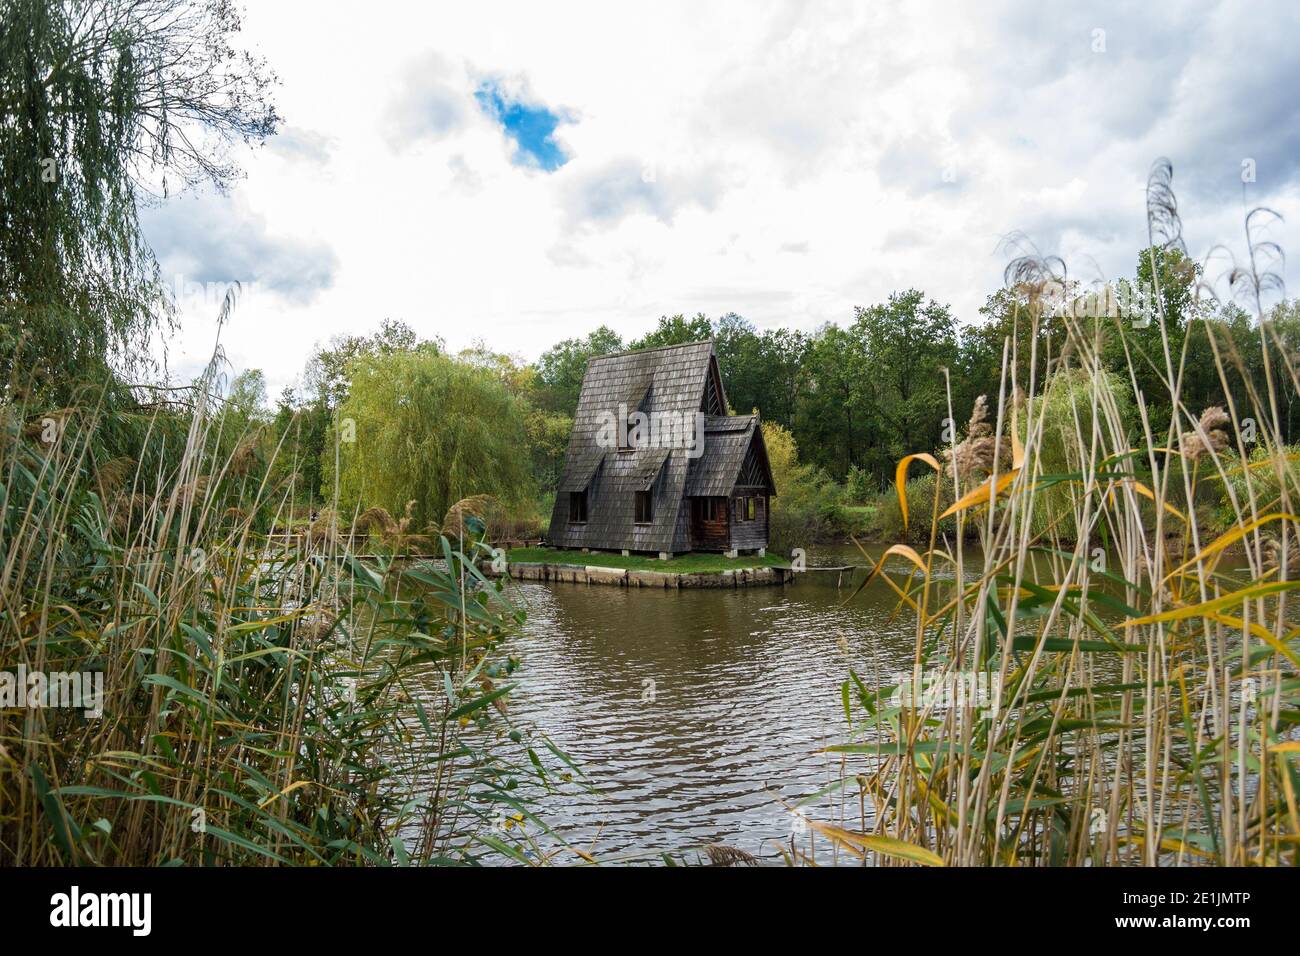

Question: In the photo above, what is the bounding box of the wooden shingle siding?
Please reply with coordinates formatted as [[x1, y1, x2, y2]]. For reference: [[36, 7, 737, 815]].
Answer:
[[546, 340, 776, 554], [729, 491, 768, 550]]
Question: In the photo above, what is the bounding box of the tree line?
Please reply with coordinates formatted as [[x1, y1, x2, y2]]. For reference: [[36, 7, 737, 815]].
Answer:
[[221, 243, 1299, 538], [5, 1, 1298, 538]]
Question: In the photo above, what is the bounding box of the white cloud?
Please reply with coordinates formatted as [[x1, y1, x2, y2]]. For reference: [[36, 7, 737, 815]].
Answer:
[[144, 192, 337, 302], [264, 125, 335, 165], [144, 0, 1300, 396], [382, 52, 474, 150]]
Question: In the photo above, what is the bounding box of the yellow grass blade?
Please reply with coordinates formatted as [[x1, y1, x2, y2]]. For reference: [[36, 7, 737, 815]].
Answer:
[[1120, 833, 1218, 861], [881, 543, 929, 575], [1124, 580, 1300, 628], [804, 819, 945, 866], [895, 453, 940, 531], [257, 779, 314, 809], [840, 545, 923, 612], [1204, 612, 1300, 668], [940, 468, 1020, 520], [913, 772, 960, 826], [1163, 513, 1300, 585], [1215, 452, 1300, 480], [1129, 479, 1187, 522]]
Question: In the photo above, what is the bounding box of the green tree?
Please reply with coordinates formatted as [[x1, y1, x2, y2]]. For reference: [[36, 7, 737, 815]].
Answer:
[[1024, 367, 1137, 538], [629, 313, 713, 351], [328, 350, 532, 529], [270, 386, 330, 508], [459, 341, 572, 491], [533, 325, 623, 414], [1101, 246, 1200, 435], [712, 313, 807, 425], [274, 320, 438, 507], [304, 318, 434, 410], [960, 286, 1062, 402], [225, 369, 268, 423], [793, 323, 870, 480], [1261, 299, 1300, 442], [855, 290, 959, 472], [762, 420, 844, 550], [0, 0, 279, 389]]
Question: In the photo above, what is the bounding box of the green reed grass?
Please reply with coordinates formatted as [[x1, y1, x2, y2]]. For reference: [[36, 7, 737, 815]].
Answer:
[[808, 164, 1300, 867], [0, 345, 573, 866]]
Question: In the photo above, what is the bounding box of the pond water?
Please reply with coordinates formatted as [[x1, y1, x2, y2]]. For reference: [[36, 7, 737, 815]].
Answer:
[[451, 540, 1265, 865], [496, 544, 922, 863]]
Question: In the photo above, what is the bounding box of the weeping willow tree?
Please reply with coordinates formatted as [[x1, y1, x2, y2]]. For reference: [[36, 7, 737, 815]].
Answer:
[[327, 349, 534, 530], [1016, 367, 1136, 539], [0, 0, 279, 390]]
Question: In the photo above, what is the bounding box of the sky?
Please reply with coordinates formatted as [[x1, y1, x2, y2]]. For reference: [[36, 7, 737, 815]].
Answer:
[[141, 0, 1300, 398]]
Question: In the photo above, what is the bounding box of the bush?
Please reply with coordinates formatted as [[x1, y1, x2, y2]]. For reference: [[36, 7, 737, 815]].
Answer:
[[868, 472, 957, 542], [1215, 442, 1300, 531], [763, 421, 848, 550], [1023, 368, 1136, 541], [845, 464, 871, 504], [1, 383, 564, 866]]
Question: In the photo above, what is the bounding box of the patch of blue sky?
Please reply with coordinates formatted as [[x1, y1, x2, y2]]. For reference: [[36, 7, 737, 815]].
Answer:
[[474, 81, 570, 172]]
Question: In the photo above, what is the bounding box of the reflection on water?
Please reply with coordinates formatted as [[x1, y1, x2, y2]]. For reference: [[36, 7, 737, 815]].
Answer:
[[421, 541, 1261, 864], [493, 545, 919, 862]]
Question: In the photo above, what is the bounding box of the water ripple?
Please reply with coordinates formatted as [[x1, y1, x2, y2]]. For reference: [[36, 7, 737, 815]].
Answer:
[[483, 557, 916, 862]]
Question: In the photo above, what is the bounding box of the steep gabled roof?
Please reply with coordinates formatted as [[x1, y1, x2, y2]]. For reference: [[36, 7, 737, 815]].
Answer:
[[554, 340, 719, 496], [550, 341, 720, 551], [583, 340, 721, 412], [556, 340, 717, 481], [548, 339, 774, 552], [684, 414, 776, 497]]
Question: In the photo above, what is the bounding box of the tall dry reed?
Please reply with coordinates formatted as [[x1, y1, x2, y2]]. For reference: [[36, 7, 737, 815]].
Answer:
[[807, 161, 1300, 867], [0, 339, 572, 865]]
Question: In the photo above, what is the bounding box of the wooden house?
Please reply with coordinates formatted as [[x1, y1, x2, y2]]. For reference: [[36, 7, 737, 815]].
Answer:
[[545, 340, 776, 557]]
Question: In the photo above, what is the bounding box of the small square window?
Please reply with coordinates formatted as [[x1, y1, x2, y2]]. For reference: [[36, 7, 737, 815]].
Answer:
[[569, 490, 588, 523]]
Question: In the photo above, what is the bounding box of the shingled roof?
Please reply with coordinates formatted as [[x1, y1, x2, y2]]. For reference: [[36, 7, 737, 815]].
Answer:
[[683, 414, 775, 497], [546, 340, 776, 553]]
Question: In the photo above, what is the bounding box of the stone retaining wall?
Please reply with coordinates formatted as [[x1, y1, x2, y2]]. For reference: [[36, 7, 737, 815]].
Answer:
[[484, 562, 791, 588]]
